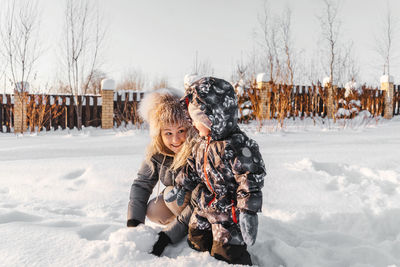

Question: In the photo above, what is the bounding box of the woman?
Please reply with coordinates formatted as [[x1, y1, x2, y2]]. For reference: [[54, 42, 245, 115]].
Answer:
[[127, 88, 196, 255]]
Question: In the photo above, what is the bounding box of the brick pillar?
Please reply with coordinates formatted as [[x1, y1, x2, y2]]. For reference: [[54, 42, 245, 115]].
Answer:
[[14, 82, 29, 133], [101, 79, 115, 129], [257, 73, 269, 119], [381, 75, 394, 119], [323, 77, 335, 119], [327, 86, 334, 119]]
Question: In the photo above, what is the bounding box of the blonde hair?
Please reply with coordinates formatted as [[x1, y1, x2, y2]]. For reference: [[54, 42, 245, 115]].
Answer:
[[139, 90, 196, 170]]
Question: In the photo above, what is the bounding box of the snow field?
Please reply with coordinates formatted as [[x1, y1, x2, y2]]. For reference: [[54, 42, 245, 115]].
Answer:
[[0, 117, 399, 266]]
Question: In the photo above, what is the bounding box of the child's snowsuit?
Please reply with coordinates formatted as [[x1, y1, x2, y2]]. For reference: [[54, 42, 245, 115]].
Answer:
[[177, 77, 266, 265]]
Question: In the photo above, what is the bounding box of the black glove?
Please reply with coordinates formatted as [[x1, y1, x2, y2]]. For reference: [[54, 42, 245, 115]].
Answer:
[[239, 210, 258, 246], [151, 231, 172, 256], [127, 219, 142, 227], [164, 186, 187, 206]]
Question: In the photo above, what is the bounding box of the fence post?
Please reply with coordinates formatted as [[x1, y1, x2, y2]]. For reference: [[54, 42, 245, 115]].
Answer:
[[257, 73, 269, 119], [380, 75, 394, 119], [323, 77, 335, 119], [101, 79, 115, 129], [14, 82, 29, 133]]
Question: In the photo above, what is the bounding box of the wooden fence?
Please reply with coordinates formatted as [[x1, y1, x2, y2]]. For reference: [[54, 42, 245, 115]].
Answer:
[[0, 94, 13, 132], [1, 85, 399, 132], [113, 90, 145, 127], [25, 94, 102, 131], [237, 83, 400, 121], [0, 90, 144, 133], [395, 85, 400, 115]]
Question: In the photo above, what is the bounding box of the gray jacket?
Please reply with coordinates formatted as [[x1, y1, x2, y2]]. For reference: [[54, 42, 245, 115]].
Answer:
[[127, 153, 192, 243]]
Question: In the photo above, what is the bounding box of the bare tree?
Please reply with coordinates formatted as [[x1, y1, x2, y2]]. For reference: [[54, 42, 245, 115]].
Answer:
[[231, 51, 249, 83], [317, 0, 347, 121], [374, 1, 399, 76], [280, 7, 296, 86], [152, 76, 169, 90], [256, 2, 299, 127], [85, 69, 107, 94], [258, 0, 281, 83], [341, 42, 359, 83], [257, 2, 298, 85], [0, 0, 42, 131], [318, 0, 359, 87], [117, 68, 147, 91], [192, 51, 214, 76], [62, 0, 105, 129], [318, 0, 342, 86]]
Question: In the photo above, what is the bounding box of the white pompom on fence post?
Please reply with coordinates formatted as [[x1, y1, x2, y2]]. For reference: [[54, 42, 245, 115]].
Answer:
[[380, 75, 394, 119], [101, 79, 115, 129], [14, 81, 30, 133]]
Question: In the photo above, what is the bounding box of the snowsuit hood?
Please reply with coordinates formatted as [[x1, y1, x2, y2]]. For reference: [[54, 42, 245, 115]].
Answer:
[[184, 77, 239, 141]]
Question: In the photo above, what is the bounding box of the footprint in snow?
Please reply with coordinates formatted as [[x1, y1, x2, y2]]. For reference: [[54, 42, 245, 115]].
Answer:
[[0, 203, 18, 209], [0, 211, 43, 224], [62, 169, 86, 180], [44, 207, 86, 217], [43, 220, 81, 228], [0, 187, 9, 194], [77, 224, 111, 241]]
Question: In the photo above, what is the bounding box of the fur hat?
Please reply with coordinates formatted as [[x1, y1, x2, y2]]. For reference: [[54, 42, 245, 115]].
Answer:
[[139, 88, 189, 137]]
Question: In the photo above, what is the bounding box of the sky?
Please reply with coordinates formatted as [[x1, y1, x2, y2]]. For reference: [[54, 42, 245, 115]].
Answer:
[[4, 0, 400, 91]]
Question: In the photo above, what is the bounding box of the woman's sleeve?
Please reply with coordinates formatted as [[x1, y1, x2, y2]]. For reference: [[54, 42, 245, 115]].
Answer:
[[127, 159, 159, 223], [162, 203, 193, 244]]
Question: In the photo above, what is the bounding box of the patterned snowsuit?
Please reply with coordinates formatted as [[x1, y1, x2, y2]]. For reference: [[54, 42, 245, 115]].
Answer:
[[178, 77, 266, 265]]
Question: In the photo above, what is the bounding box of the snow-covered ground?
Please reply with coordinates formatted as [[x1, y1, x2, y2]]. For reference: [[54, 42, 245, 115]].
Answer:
[[0, 117, 399, 267]]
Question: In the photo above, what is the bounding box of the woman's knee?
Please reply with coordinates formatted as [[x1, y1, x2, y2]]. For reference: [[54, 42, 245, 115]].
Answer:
[[146, 196, 175, 225]]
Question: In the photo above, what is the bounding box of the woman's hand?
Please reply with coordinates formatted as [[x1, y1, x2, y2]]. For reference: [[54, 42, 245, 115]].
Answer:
[[151, 232, 172, 256], [127, 219, 142, 227]]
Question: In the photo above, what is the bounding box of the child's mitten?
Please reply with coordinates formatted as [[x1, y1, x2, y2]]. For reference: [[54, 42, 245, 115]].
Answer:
[[239, 210, 258, 246], [164, 186, 187, 206]]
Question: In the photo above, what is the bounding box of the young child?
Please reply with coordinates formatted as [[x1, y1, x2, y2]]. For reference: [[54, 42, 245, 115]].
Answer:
[[166, 77, 266, 265]]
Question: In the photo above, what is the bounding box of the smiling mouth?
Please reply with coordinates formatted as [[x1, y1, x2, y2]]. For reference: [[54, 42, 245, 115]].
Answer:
[[171, 144, 182, 148]]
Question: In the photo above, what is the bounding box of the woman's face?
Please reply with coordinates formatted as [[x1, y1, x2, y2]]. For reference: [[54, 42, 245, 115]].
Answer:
[[161, 123, 187, 154]]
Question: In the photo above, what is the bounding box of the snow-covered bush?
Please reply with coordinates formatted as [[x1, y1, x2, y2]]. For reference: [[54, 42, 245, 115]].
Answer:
[[233, 78, 255, 123]]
